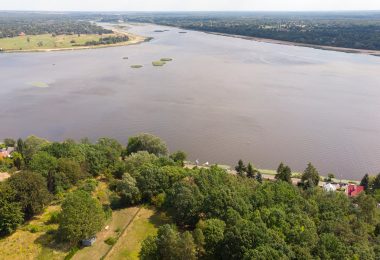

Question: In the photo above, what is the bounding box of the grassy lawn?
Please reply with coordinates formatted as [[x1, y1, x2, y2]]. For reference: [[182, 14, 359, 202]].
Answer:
[[0, 33, 117, 51], [106, 207, 171, 260], [0, 205, 70, 260]]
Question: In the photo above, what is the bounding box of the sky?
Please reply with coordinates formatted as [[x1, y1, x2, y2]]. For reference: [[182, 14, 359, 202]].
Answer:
[[1, 0, 380, 12]]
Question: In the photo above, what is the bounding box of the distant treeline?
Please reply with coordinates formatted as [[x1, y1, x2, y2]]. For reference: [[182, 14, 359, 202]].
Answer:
[[81, 35, 129, 46], [0, 12, 112, 38], [121, 12, 380, 50]]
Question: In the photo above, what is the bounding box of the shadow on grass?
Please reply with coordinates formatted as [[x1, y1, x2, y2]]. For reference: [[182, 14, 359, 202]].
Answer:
[[146, 207, 172, 228], [33, 230, 71, 254]]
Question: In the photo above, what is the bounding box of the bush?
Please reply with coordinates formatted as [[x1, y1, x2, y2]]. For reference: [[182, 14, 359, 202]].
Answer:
[[104, 236, 117, 245], [48, 211, 60, 224]]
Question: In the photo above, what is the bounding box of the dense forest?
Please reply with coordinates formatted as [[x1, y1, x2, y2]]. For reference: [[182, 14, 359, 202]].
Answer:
[[0, 12, 112, 38], [121, 12, 380, 50], [1, 134, 380, 259]]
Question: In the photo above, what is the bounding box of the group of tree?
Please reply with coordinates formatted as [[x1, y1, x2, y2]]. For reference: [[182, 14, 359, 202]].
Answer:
[[1, 133, 380, 259], [124, 12, 380, 50], [0, 13, 112, 38]]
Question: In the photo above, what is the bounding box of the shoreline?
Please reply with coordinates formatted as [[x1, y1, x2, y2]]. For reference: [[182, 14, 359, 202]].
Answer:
[[0, 29, 149, 54], [204, 31, 380, 56]]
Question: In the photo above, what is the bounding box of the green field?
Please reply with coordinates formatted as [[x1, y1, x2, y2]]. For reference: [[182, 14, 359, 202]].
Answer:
[[106, 207, 171, 260], [0, 34, 116, 51]]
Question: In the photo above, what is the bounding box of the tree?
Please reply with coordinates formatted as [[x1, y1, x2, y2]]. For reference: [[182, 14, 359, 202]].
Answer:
[[127, 133, 168, 156], [235, 159, 246, 176], [301, 163, 319, 188], [7, 171, 52, 219], [30, 151, 57, 177], [373, 173, 380, 191], [23, 135, 49, 164], [198, 219, 226, 258], [246, 163, 257, 178], [140, 235, 159, 260], [58, 190, 105, 244], [16, 138, 25, 156], [3, 138, 16, 147], [166, 180, 204, 226], [275, 162, 292, 183], [109, 173, 141, 207], [178, 231, 196, 260], [0, 183, 24, 236], [360, 174, 370, 191], [327, 173, 335, 182], [12, 152, 23, 170], [169, 151, 187, 166], [256, 172, 263, 183]]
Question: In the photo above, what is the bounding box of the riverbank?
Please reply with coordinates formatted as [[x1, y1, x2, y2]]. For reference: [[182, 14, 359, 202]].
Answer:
[[184, 162, 360, 186], [206, 31, 380, 56]]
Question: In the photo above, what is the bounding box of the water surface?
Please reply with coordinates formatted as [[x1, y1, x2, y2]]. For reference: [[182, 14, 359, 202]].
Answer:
[[1, 23, 380, 179]]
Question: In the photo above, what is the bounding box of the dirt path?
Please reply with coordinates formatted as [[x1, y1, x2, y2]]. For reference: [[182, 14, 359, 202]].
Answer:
[[73, 207, 140, 260]]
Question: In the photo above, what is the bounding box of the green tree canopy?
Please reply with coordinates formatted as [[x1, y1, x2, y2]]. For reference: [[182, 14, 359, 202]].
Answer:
[[127, 133, 168, 156], [58, 190, 105, 244], [7, 171, 52, 219]]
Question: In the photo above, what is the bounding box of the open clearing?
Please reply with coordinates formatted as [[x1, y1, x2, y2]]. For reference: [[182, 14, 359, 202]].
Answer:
[[0, 205, 69, 260], [0, 32, 146, 52], [106, 207, 171, 260]]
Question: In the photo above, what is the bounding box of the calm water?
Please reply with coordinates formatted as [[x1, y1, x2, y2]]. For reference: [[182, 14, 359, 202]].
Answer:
[[1, 23, 380, 179]]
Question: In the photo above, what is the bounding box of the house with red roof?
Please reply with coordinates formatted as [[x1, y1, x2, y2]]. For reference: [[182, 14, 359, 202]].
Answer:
[[346, 184, 364, 197]]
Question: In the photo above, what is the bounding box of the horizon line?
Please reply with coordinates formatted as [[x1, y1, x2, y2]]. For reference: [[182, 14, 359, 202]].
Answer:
[[1, 9, 380, 13]]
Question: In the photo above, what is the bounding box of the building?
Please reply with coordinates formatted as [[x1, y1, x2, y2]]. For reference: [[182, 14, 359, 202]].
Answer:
[[346, 184, 364, 197], [0, 147, 14, 159], [323, 183, 337, 192], [18, 32, 26, 36]]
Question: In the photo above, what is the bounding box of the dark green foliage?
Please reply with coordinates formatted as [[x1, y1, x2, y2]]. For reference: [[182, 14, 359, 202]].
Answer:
[[169, 151, 187, 166], [360, 173, 370, 191], [126, 13, 380, 51], [235, 159, 246, 176], [140, 225, 196, 260], [104, 236, 117, 245], [373, 173, 380, 190], [3, 138, 16, 147], [246, 163, 258, 178], [301, 163, 320, 189], [109, 173, 141, 207], [7, 171, 52, 219], [58, 190, 105, 244], [127, 133, 168, 156], [0, 183, 24, 236], [275, 162, 292, 183], [0, 13, 112, 38]]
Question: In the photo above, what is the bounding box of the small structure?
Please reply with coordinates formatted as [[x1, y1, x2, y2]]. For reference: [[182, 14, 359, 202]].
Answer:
[[0, 147, 14, 159], [82, 237, 96, 247], [323, 183, 337, 192], [346, 184, 364, 197], [18, 32, 26, 36]]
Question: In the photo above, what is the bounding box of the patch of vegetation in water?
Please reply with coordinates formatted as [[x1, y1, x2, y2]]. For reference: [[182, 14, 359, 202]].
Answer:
[[152, 61, 166, 66], [131, 65, 143, 68], [122, 57, 128, 60], [179, 31, 187, 34], [160, 58, 173, 62], [29, 82, 49, 88]]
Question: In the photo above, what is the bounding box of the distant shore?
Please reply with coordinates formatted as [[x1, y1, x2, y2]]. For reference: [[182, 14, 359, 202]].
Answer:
[[206, 31, 380, 56]]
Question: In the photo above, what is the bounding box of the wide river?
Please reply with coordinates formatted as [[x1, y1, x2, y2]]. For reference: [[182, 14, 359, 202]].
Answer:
[[1, 23, 380, 179]]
